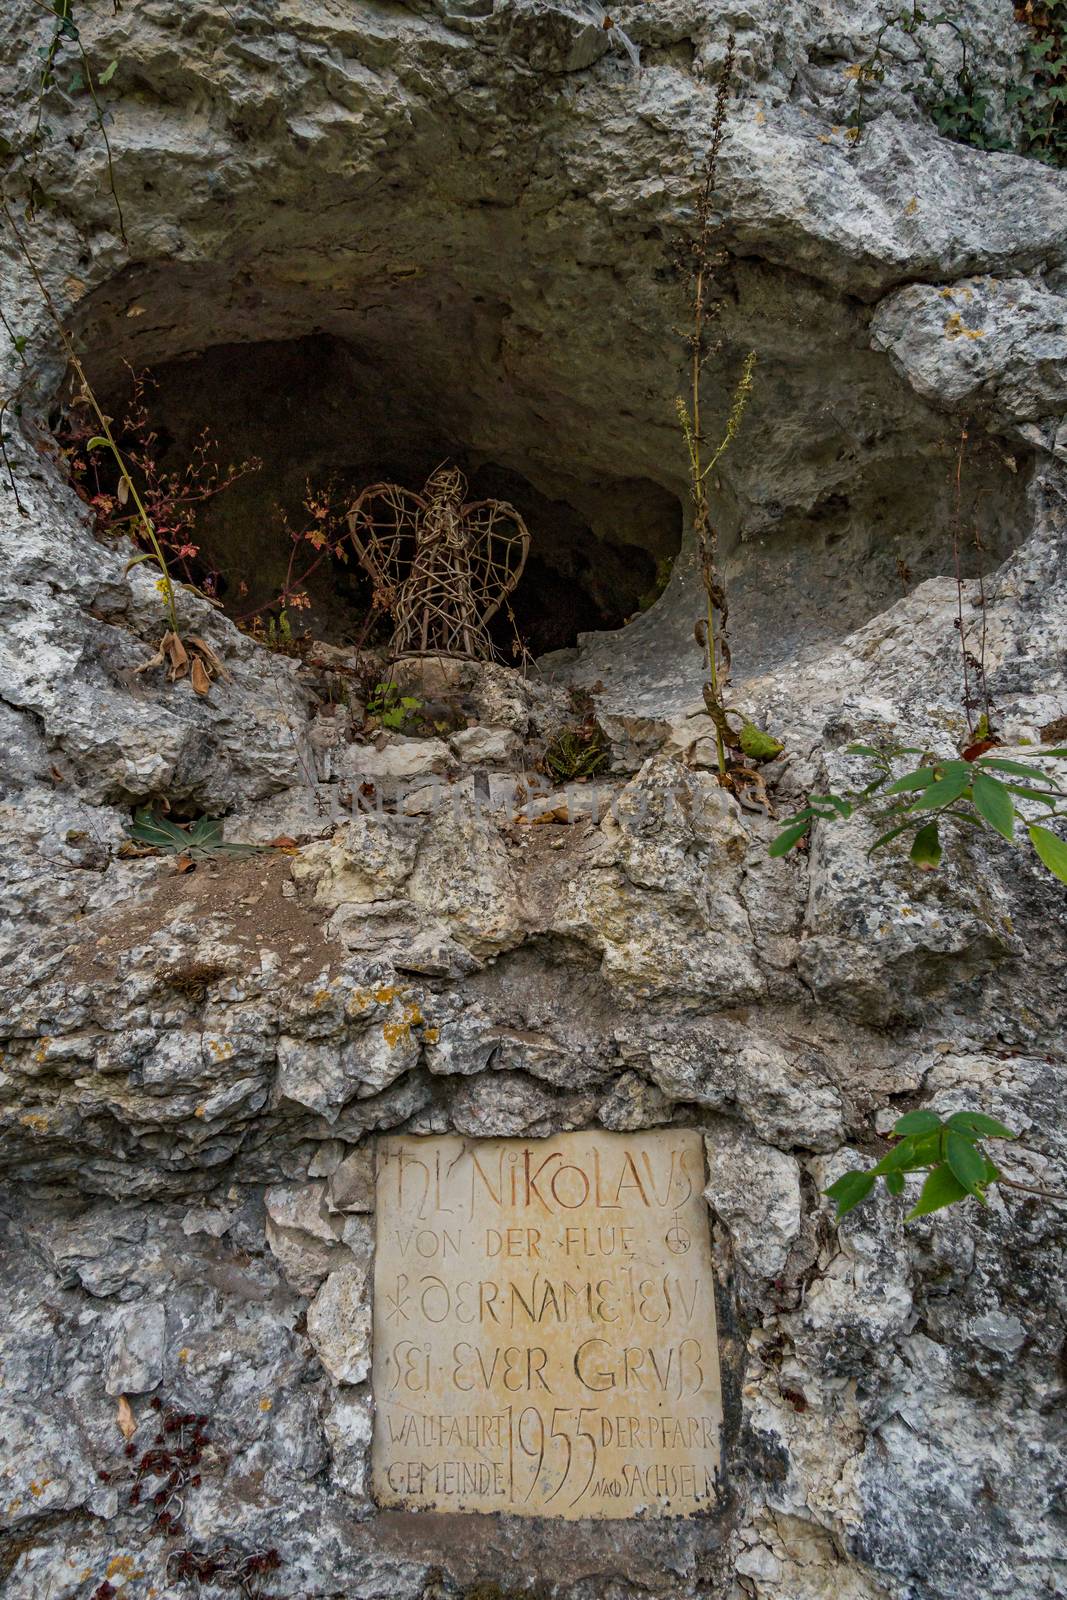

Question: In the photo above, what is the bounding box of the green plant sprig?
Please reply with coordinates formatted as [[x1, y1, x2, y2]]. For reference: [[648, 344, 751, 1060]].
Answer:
[[826, 1107, 1067, 1222], [770, 742, 1067, 884], [367, 682, 422, 732], [544, 721, 610, 783]]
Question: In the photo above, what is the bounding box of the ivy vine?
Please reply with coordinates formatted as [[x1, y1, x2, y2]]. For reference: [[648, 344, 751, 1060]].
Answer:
[[849, 2, 1066, 168]]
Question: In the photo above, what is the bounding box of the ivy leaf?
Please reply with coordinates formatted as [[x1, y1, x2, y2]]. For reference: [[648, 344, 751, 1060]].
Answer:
[[910, 821, 942, 870], [1029, 824, 1067, 885], [884, 1170, 905, 1196], [906, 1164, 969, 1220], [945, 1130, 988, 1197], [972, 771, 1015, 841], [946, 1111, 1016, 1140], [892, 1110, 942, 1137], [823, 1170, 876, 1219]]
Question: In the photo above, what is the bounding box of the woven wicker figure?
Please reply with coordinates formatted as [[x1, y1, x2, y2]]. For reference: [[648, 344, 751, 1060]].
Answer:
[[347, 466, 530, 660]]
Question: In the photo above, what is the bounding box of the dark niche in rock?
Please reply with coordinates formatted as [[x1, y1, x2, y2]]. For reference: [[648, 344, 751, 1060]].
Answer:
[[74, 332, 682, 660]]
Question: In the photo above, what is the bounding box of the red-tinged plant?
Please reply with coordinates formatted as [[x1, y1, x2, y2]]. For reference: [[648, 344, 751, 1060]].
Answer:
[[62, 365, 261, 599]]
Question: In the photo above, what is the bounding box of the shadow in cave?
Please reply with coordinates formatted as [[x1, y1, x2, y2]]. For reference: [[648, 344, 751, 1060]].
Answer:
[[86, 335, 684, 660]]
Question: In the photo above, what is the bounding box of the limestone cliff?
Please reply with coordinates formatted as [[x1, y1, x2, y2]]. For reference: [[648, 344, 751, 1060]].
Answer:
[[0, 3, 1065, 1598]]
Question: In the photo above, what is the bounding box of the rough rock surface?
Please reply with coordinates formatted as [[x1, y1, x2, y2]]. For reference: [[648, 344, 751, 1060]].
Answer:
[[1, 2, 1066, 1599]]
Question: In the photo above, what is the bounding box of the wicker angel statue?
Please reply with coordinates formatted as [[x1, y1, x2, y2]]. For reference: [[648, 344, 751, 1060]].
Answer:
[[346, 465, 530, 660]]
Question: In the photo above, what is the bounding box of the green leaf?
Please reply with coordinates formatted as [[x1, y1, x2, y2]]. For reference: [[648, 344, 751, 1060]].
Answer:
[[1004, 785, 1060, 807], [906, 771, 971, 810], [86, 435, 110, 450], [884, 767, 936, 795], [739, 722, 785, 762], [971, 772, 1015, 841], [1029, 824, 1067, 885], [99, 58, 119, 85], [823, 1170, 876, 1219], [906, 1164, 969, 1220], [884, 1170, 905, 1196], [975, 757, 1059, 782], [945, 1130, 988, 1196], [910, 821, 942, 869], [909, 1129, 947, 1166], [769, 820, 812, 858], [867, 822, 915, 855], [892, 1109, 942, 1137], [871, 1137, 926, 1176], [946, 1111, 1016, 1140], [809, 793, 853, 818], [127, 808, 194, 851], [185, 816, 225, 850], [845, 744, 886, 758]]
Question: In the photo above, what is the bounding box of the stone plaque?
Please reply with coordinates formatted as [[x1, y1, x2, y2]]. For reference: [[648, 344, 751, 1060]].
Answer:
[[371, 1129, 722, 1519]]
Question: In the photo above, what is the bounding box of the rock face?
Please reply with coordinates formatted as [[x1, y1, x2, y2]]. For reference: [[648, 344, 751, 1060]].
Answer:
[[0, 2, 1066, 1599]]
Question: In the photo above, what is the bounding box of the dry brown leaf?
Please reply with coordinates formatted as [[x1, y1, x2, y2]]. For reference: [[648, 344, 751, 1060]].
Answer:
[[268, 836, 299, 852], [190, 656, 211, 696], [162, 631, 190, 681], [117, 1394, 136, 1440], [117, 476, 130, 506], [185, 635, 232, 683], [174, 854, 196, 874]]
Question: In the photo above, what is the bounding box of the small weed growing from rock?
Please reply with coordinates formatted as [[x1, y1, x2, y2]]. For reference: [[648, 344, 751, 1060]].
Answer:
[[93, 1396, 214, 1579], [543, 720, 610, 782], [125, 808, 268, 864], [673, 36, 768, 788], [168, 1542, 283, 1596], [367, 681, 423, 732]]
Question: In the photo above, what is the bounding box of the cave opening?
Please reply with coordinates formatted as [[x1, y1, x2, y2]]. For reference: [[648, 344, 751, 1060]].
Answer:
[[78, 333, 683, 661]]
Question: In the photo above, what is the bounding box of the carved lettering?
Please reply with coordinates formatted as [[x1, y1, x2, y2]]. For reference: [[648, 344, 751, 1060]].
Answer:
[[372, 1131, 722, 1518]]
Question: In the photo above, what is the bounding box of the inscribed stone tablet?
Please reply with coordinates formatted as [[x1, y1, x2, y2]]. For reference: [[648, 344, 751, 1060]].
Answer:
[[371, 1129, 722, 1518]]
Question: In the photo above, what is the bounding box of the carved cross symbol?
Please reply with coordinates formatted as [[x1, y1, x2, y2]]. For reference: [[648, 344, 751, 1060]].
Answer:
[[347, 465, 530, 660]]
